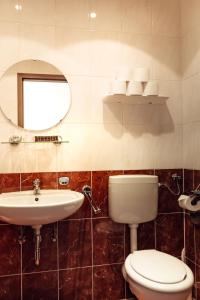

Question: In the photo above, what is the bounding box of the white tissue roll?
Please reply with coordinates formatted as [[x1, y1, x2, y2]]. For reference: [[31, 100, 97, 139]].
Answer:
[[133, 68, 149, 82], [115, 67, 132, 81], [178, 194, 200, 212], [126, 81, 143, 96], [111, 80, 126, 95], [143, 80, 159, 96]]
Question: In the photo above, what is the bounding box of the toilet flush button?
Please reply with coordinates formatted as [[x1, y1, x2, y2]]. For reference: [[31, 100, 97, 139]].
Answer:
[[130, 250, 187, 284]]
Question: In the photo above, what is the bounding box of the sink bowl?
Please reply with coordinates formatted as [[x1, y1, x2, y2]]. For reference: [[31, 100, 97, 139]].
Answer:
[[0, 189, 84, 226]]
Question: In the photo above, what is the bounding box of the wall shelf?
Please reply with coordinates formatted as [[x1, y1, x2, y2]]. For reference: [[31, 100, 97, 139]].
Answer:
[[1, 141, 69, 145], [104, 95, 168, 105]]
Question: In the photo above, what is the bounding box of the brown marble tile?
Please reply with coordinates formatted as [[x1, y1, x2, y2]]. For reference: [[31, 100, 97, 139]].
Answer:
[[186, 259, 196, 299], [21, 172, 57, 191], [156, 213, 184, 257], [184, 169, 194, 193], [125, 225, 131, 258], [155, 169, 183, 213], [185, 214, 195, 262], [195, 224, 200, 266], [138, 220, 155, 250], [93, 218, 124, 265], [91, 170, 123, 218], [124, 170, 154, 175], [23, 271, 58, 300], [196, 262, 200, 281], [0, 173, 20, 193], [58, 171, 91, 219], [58, 219, 92, 269], [0, 225, 21, 276], [196, 283, 200, 300], [194, 170, 200, 190], [59, 267, 92, 300], [22, 224, 57, 273], [93, 264, 125, 300], [0, 275, 21, 300]]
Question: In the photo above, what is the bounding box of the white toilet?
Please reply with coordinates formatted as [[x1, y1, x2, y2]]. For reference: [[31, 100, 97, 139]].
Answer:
[[108, 175, 194, 300]]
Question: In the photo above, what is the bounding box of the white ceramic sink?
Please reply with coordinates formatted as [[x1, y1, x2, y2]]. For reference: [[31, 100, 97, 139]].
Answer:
[[0, 189, 84, 226]]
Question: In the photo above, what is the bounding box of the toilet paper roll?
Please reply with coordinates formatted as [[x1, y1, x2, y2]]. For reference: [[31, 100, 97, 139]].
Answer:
[[111, 80, 126, 95], [126, 81, 143, 96], [133, 68, 149, 82], [115, 67, 132, 81], [143, 80, 159, 96], [178, 194, 200, 212]]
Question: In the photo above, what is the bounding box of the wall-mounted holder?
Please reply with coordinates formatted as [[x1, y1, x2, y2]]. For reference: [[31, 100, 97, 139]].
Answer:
[[178, 188, 200, 225], [1, 135, 69, 145]]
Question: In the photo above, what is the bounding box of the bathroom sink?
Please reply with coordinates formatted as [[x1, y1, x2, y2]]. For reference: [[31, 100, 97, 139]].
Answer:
[[0, 189, 84, 226]]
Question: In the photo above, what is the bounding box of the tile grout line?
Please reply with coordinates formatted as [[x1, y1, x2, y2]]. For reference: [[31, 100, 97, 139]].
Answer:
[[91, 170, 94, 300], [57, 221, 59, 300]]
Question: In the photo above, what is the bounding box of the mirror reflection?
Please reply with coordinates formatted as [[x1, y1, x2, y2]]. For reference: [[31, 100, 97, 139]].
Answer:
[[0, 60, 71, 131]]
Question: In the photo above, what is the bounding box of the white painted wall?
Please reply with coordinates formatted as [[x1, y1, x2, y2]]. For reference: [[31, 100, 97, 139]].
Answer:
[[0, 0, 182, 173]]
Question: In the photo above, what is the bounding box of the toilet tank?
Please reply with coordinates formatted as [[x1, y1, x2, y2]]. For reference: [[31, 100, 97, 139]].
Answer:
[[108, 175, 158, 224]]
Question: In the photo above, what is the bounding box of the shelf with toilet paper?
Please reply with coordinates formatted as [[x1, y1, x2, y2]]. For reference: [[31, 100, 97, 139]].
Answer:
[[106, 67, 168, 104]]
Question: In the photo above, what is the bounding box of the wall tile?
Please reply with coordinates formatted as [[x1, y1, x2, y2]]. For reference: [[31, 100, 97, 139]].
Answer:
[[186, 259, 196, 299], [19, 23, 55, 62], [93, 218, 124, 265], [59, 267, 92, 300], [152, 36, 181, 80], [58, 171, 91, 219], [122, 0, 152, 34], [181, 0, 200, 36], [185, 214, 195, 262], [138, 221, 155, 250], [195, 224, 200, 266], [92, 170, 123, 218], [156, 213, 184, 257], [0, 275, 21, 300], [88, 0, 124, 32], [122, 124, 157, 170], [58, 219, 92, 269], [55, 0, 89, 28], [182, 28, 200, 78], [20, 0, 55, 26], [21, 172, 57, 191], [0, 225, 21, 276], [93, 264, 125, 300], [183, 124, 196, 170], [23, 271, 58, 300], [88, 31, 121, 78], [124, 170, 154, 175], [0, 173, 20, 193], [55, 28, 90, 76], [152, 0, 180, 37], [155, 169, 183, 213], [22, 224, 57, 273], [184, 169, 194, 192], [56, 124, 93, 171], [0, 22, 20, 71]]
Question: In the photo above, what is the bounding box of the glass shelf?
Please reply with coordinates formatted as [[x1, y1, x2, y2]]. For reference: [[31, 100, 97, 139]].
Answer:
[[1, 141, 69, 145]]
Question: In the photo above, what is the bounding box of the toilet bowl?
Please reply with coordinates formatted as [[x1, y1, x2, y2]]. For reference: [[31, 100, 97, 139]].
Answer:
[[123, 250, 194, 300]]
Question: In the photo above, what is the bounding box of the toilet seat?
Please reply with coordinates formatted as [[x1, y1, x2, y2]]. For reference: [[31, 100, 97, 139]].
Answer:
[[125, 250, 194, 293], [130, 250, 186, 284]]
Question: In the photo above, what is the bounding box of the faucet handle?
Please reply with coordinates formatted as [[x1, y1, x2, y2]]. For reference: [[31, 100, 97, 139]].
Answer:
[[33, 178, 40, 186]]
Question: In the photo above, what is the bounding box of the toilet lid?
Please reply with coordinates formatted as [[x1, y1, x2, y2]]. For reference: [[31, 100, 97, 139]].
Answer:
[[130, 250, 187, 284]]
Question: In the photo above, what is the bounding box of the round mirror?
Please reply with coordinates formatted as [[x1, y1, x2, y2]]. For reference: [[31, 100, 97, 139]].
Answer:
[[0, 59, 71, 131]]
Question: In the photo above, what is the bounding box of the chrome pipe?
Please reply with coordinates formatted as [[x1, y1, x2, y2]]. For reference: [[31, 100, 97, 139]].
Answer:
[[82, 185, 101, 214]]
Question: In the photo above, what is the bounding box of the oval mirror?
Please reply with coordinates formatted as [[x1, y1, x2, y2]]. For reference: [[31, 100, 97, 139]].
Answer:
[[0, 59, 71, 131]]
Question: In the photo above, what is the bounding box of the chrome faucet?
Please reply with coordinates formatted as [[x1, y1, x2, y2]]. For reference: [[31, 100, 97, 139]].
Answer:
[[33, 178, 40, 195]]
